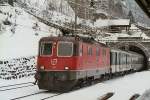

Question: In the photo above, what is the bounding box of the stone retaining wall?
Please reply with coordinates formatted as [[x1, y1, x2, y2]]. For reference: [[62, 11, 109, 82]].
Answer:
[[0, 56, 36, 80]]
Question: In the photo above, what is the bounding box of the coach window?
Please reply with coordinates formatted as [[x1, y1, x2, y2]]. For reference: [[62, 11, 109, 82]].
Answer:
[[40, 42, 53, 56], [96, 47, 100, 56], [110, 52, 115, 65], [57, 42, 73, 57], [102, 49, 106, 57], [79, 45, 83, 56], [88, 47, 92, 56], [90, 47, 92, 56]]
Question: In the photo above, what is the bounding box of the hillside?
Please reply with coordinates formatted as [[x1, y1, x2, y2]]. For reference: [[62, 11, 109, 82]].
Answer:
[[0, 4, 61, 60]]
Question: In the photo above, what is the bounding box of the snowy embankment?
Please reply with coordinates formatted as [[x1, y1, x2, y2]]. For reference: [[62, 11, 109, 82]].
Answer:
[[0, 4, 61, 79]]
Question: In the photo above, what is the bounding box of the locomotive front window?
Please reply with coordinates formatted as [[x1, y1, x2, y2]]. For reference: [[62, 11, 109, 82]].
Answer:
[[41, 42, 53, 55], [57, 42, 73, 57]]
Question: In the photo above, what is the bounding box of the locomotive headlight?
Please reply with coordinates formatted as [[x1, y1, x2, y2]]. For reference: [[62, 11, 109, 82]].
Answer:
[[40, 66, 45, 70], [64, 66, 69, 70]]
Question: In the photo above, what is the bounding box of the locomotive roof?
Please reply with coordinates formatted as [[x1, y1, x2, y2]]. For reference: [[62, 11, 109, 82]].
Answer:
[[40, 36, 108, 47]]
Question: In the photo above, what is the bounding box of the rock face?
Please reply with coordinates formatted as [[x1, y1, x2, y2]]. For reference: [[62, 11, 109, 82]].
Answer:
[[125, 0, 150, 27], [68, 0, 127, 20], [68, 0, 124, 19], [68, 0, 93, 19], [68, 0, 150, 27]]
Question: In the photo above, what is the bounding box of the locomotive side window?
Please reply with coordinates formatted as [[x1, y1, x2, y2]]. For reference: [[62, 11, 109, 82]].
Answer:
[[96, 47, 100, 56], [40, 42, 53, 55], [88, 47, 92, 56], [102, 49, 106, 56], [79, 44, 83, 56], [57, 42, 73, 57], [111, 52, 116, 65]]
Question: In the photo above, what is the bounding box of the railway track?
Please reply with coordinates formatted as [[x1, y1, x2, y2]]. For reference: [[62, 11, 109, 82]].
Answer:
[[40, 93, 63, 100], [0, 82, 34, 92], [10, 91, 48, 100], [10, 91, 62, 100]]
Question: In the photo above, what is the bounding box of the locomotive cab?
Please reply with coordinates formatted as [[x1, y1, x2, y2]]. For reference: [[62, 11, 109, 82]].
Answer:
[[36, 37, 79, 91], [38, 41, 76, 71]]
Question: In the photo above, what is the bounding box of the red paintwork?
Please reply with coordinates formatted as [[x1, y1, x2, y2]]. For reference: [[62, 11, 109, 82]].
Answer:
[[37, 37, 110, 72]]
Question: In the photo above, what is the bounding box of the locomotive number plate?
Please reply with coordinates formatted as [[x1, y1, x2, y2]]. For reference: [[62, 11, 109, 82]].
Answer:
[[51, 59, 57, 65]]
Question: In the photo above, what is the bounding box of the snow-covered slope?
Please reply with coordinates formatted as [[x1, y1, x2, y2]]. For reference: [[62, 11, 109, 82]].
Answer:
[[0, 4, 61, 60]]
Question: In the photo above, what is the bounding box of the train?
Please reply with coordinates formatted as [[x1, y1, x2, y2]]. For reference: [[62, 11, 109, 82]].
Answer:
[[35, 36, 144, 92]]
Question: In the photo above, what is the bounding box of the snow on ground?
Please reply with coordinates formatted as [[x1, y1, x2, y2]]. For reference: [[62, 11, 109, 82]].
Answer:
[[0, 77, 40, 100], [0, 71, 150, 100], [137, 89, 150, 100], [0, 76, 34, 86], [105, 71, 150, 100]]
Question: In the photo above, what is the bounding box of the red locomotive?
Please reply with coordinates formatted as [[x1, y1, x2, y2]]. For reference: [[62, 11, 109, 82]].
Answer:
[[35, 36, 144, 92]]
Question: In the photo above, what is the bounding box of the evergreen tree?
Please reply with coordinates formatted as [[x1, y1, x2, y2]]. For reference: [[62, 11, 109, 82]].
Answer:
[[128, 10, 135, 23]]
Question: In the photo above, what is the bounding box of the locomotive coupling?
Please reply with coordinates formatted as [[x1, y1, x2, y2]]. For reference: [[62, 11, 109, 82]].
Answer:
[[34, 72, 41, 80], [33, 72, 41, 85]]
